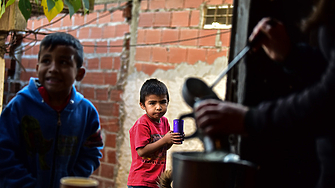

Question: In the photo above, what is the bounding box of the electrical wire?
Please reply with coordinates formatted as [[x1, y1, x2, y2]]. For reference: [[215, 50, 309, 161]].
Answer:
[[21, 30, 231, 48]]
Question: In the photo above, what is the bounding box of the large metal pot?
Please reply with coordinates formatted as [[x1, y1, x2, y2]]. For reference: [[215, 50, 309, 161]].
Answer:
[[172, 151, 257, 188]]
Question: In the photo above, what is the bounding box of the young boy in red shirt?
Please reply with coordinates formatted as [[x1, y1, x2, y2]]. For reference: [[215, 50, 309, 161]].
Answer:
[[127, 78, 183, 188]]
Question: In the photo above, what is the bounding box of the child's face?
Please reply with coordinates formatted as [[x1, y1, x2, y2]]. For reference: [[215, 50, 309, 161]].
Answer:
[[36, 45, 85, 97], [140, 94, 168, 122]]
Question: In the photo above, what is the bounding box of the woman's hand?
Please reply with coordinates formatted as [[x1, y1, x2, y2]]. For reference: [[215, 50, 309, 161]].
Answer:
[[194, 99, 248, 136], [249, 17, 292, 62]]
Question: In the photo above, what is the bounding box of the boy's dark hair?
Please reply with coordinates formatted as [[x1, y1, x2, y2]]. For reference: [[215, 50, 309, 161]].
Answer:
[[38, 32, 84, 68], [140, 78, 169, 104]]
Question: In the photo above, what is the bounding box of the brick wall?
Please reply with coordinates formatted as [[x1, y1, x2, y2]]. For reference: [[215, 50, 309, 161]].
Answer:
[[3, 1, 129, 187], [134, 0, 232, 76]]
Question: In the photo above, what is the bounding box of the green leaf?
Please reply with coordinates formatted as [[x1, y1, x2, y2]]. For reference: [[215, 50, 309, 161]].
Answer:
[[81, 0, 89, 14], [64, 0, 81, 18], [0, 2, 5, 18], [18, 0, 31, 21], [6, 0, 16, 8], [47, 0, 55, 11]]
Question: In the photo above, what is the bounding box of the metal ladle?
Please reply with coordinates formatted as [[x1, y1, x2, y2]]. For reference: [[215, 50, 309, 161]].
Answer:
[[178, 39, 256, 152]]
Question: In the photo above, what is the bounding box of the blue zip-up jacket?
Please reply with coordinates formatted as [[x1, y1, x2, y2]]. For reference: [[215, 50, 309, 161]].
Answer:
[[0, 78, 103, 188]]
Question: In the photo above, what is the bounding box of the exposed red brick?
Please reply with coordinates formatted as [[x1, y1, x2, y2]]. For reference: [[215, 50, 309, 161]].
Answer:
[[33, 18, 43, 29], [79, 27, 90, 39], [110, 89, 123, 101], [135, 47, 152, 62], [171, 11, 190, 27], [100, 117, 119, 132], [101, 179, 115, 188], [185, 0, 203, 8], [168, 47, 187, 63], [96, 88, 109, 100], [113, 57, 121, 70], [101, 57, 113, 69], [82, 87, 95, 99], [24, 46, 33, 55], [111, 10, 124, 22], [37, 34, 46, 41], [98, 102, 117, 117], [96, 41, 108, 54], [20, 71, 36, 82], [102, 25, 116, 38], [92, 168, 100, 176], [135, 63, 175, 75], [220, 31, 231, 47], [224, 0, 233, 4], [98, 11, 112, 24], [140, 0, 149, 10], [150, 0, 166, 9], [73, 14, 85, 27], [86, 12, 98, 25], [21, 58, 38, 69], [67, 30, 77, 38], [135, 63, 155, 75], [115, 24, 130, 37], [105, 149, 116, 163], [161, 29, 179, 44], [179, 29, 199, 46], [104, 72, 117, 85], [145, 29, 161, 44], [82, 72, 104, 84], [91, 27, 103, 39], [154, 12, 171, 27], [207, 0, 224, 5], [33, 45, 40, 55], [190, 10, 200, 26], [62, 16, 73, 27], [207, 49, 228, 64], [109, 40, 123, 53], [41, 17, 49, 25], [94, 4, 105, 11], [82, 42, 95, 53], [106, 3, 118, 10], [137, 29, 146, 44], [199, 30, 217, 46], [87, 58, 99, 69], [138, 12, 154, 27], [99, 163, 114, 179], [166, 0, 184, 9], [27, 19, 33, 29], [48, 16, 62, 28], [152, 47, 168, 62], [4, 59, 10, 68], [187, 48, 207, 64]]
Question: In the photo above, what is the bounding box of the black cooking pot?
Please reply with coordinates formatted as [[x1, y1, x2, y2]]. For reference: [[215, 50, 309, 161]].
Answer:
[[172, 152, 257, 188], [173, 77, 258, 188]]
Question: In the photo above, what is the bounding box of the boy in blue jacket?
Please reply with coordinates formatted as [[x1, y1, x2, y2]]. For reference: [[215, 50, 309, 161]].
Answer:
[[0, 32, 103, 188]]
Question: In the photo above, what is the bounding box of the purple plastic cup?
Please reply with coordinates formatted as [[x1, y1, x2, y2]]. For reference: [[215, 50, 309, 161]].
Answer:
[[173, 119, 184, 143]]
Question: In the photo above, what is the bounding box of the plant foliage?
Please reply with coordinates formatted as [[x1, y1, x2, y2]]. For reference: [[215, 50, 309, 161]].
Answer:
[[2, 0, 89, 22]]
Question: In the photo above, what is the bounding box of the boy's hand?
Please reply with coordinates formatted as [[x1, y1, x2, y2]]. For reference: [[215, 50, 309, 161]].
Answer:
[[163, 131, 183, 145]]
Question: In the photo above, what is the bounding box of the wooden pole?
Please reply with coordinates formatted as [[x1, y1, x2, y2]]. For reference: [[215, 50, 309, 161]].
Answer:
[[0, 33, 7, 113]]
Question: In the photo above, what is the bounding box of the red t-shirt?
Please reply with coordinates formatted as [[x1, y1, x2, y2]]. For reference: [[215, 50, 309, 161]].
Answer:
[[127, 114, 170, 188]]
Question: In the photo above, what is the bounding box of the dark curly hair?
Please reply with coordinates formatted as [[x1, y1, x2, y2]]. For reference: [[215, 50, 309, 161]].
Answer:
[[38, 32, 84, 68], [140, 78, 169, 105]]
